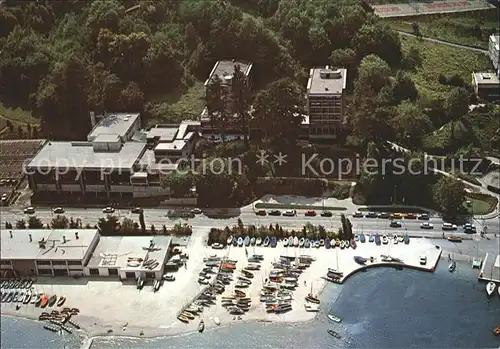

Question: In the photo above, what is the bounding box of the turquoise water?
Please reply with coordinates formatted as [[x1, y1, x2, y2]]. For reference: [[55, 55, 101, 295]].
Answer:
[[2, 261, 499, 349]]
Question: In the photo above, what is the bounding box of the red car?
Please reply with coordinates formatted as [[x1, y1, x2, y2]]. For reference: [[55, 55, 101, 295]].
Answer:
[[305, 210, 316, 217], [255, 210, 267, 216]]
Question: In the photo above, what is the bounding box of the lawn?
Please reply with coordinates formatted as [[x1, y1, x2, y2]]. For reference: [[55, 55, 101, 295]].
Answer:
[[147, 81, 206, 125], [464, 193, 498, 215], [0, 103, 39, 125], [401, 36, 493, 100], [253, 203, 347, 211], [387, 9, 498, 50]]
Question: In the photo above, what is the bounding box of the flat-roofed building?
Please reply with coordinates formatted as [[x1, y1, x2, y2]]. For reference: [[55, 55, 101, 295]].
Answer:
[[489, 35, 499, 70], [85, 236, 171, 280], [88, 113, 141, 142], [306, 66, 347, 142], [472, 72, 500, 102], [0, 229, 99, 277]]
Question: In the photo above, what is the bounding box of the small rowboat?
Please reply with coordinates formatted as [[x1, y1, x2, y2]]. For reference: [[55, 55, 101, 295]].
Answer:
[[227, 236, 233, 245], [244, 236, 250, 246], [263, 236, 270, 247], [283, 238, 289, 246], [299, 238, 305, 247], [304, 239, 310, 248], [235, 290, 246, 297], [328, 329, 341, 338], [56, 296, 66, 307], [305, 294, 320, 304], [293, 236, 299, 247], [327, 314, 342, 323], [493, 324, 500, 336], [237, 237, 244, 247], [213, 317, 220, 326], [256, 237, 262, 246], [178, 314, 189, 323], [40, 295, 49, 308]]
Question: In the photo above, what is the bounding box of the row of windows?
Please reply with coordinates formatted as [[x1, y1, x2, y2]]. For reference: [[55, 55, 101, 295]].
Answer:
[[36, 260, 82, 266]]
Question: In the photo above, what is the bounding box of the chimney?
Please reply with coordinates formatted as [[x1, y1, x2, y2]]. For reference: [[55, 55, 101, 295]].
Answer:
[[75, 232, 79, 240], [9, 230, 12, 238], [29, 234, 32, 242], [62, 236, 66, 243], [90, 111, 96, 128]]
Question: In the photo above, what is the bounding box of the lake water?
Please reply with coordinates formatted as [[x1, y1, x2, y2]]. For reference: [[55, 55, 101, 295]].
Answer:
[[2, 261, 499, 349]]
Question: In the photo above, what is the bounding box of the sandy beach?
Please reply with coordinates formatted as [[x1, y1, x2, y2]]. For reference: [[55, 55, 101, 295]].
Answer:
[[1, 229, 443, 343]]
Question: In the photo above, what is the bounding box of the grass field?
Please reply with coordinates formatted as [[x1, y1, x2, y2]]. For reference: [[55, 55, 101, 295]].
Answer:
[[387, 10, 498, 50], [401, 35, 493, 100], [0, 103, 39, 125], [464, 193, 498, 215], [148, 81, 205, 125]]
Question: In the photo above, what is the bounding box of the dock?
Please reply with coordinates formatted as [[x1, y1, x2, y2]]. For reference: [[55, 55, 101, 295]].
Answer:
[[478, 253, 500, 283]]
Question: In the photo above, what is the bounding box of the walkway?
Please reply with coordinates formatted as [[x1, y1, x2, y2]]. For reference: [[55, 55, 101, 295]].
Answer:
[[373, 0, 495, 18]]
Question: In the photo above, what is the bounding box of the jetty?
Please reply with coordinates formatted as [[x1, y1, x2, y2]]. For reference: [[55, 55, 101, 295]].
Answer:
[[478, 253, 500, 283]]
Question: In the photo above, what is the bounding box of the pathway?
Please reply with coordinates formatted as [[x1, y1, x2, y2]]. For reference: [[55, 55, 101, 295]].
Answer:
[[397, 31, 489, 54]]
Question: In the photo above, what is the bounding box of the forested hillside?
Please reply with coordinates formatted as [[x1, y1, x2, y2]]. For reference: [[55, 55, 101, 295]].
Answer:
[[0, 0, 403, 139]]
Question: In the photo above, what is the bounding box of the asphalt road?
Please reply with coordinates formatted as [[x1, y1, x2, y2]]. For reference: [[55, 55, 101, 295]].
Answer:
[[1, 207, 498, 238]]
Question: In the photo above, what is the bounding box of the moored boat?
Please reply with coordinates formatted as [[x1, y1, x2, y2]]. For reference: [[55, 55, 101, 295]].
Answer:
[[448, 261, 456, 272], [486, 281, 496, 296], [327, 329, 341, 338], [327, 314, 342, 323]]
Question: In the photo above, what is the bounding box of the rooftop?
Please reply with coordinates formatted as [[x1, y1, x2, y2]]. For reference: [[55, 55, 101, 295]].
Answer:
[[205, 60, 253, 86], [0, 229, 98, 261], [307, 66, 347, 95], [473, 72, 500, 85], [93, 134, 121, 143], [27, 141, 146, 170], [146, 127, 177, 142], [86, 236, 171, 272], [87, 113, 140, 141]]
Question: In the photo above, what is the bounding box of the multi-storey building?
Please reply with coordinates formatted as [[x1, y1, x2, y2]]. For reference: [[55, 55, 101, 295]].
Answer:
[[488, 34, 499, 71], [306, 66, 347, 142]]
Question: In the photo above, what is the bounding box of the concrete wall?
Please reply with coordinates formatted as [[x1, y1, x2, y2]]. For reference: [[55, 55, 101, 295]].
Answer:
[[159, 197, 197, 206]]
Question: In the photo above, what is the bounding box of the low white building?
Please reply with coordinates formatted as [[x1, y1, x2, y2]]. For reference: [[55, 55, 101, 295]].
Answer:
[[84, 236, 172, 280], [489, 34, 499, 70]]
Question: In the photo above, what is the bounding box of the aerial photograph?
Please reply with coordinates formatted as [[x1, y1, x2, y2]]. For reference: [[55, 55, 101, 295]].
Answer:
[[0, 0, 499, 348]]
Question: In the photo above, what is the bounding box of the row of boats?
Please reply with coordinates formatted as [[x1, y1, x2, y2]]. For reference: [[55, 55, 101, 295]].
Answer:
[[1, 279, 34, 289], [40, 308, 80, 334], [1, 289, 66, 308], [225, 233, 410, 249]]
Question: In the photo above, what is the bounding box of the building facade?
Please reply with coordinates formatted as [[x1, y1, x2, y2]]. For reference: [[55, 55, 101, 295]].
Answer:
[[306, 66, 347, 142], [489, 34, 499, 70], [472, 72, 500, 102]]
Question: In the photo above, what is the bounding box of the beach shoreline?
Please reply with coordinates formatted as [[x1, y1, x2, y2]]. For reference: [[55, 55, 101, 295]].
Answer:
[[0, 233, 452, 346]]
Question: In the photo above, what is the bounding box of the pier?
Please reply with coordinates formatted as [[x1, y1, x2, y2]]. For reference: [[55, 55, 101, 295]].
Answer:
[[478, 253, 500, 283]]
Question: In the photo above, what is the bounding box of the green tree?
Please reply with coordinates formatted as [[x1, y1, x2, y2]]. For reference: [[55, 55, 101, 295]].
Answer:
[[433, 176, 466, 215], [97, 215, 119, 235], [354, 54, 391, 101], [27, 216, 44, 229], [205, 74, 232, 143], [161, 171, 194, 197], [352, 23, 402, 66], [120, 217, 136, 234], [392, 100, 431, 143], [253, 78, 305, 150], [444, 87, 470, 140], [139, 211, 146, 232], [51, 215, 69, 229]]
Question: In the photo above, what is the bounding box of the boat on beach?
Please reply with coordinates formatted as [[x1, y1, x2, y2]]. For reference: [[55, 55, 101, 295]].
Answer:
[[256, 237, 262, 246], [304, 239, 310, 248], [305, 293, 320, 304], [198, 319, 205, 333], [325, 238, 331, 249], [486, 281, 496, 296], [56, 296, 66, 307], [283, 238, 289, 246], [359, 233, 365, 243], [404, 233, 410, 244], [299, 238, 305, 247], [289, 238, 294, 247], [393, 234, 398, 244], [354, 256, 367, 265], [250, 237, 256, 246], [227, 236, 233, 245], [493, 325, 500, 336], [40, 295, 49, 308], [447, 236, 462, 243], [351, 239, 357, 249], [330, 238, 336, 248], [244, 236, 251, 246], [270, 237, 277, 248], [178, 314, 189, 323], [293, 236, 299, 247], [237, 237, 244, 247], [213, 317, 220, 325], [263, 236, 270, 247], [48, 295, 57, 307], [327, 314, 342, 323], [382, 235, 388, 244]]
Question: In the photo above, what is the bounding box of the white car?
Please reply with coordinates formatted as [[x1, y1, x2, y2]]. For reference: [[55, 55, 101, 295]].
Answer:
[[24, 207, 35, 214], [53, 207, 65, 214], [102, 207, 115, 214], [353, 211, 364, 218], [282, 209, 296, 217], [420, 222, 434, 229], [211, 243, 224, 249], [419, 255, 427, 265], [442, 223, 457, 231], [163, 274, 175, 281], [190, 208, 202, 214]]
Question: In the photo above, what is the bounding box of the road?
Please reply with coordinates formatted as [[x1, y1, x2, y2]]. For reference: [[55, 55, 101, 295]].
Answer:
[[1, 207, 498, 238]]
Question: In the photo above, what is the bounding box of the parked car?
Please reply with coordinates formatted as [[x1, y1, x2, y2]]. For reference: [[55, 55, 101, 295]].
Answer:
[[255, 210, 267, 216], [353, 211, 364, 218], [389, 220, 402, 228], [131, 207, 143, 214], [268, 209, 281, 216], [321, 210, 333, 217], [463, 223, 477, 234], [103, 207, 115, 214], [163, 274, 175, 281], [378, 212, 390, 219], [282, 209, 296, 217], [390, 213, 403, 219], [53, 207, 65, 214], [365, 212, 378, 218], [23, 207, 35, 214], [405, 213, 417, 219], [211, 243, 224, 249], [418, 213, 429, 220], [190, 208, 202, 214], [442, 223, 458, 231], [305, 210, 316, 217], [420, 222, 434, 229]]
